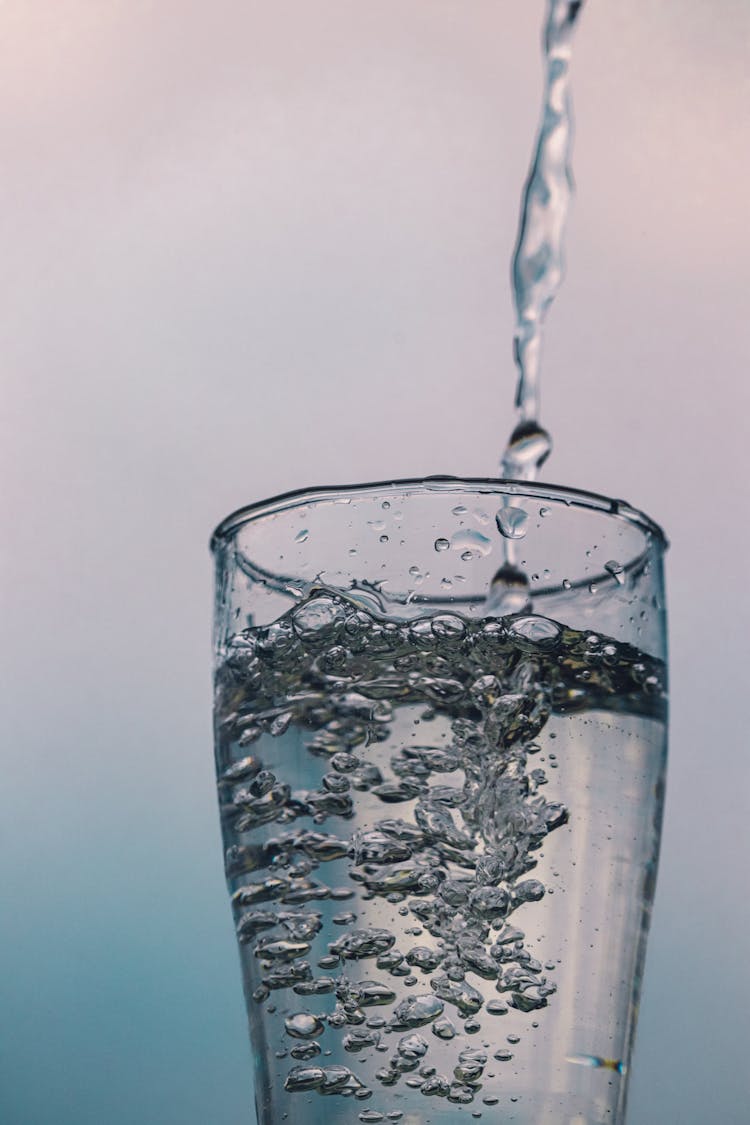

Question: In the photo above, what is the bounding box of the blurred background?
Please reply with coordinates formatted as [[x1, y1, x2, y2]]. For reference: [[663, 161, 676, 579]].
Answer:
[[2, 2, 749, 1122]]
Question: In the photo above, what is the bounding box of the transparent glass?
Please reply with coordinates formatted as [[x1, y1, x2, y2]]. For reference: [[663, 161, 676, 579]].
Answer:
[[211, 477, 668, 1125]]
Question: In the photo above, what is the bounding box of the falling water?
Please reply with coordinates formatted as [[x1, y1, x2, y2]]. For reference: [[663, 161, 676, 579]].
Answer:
[[501, 0, 586, 481]]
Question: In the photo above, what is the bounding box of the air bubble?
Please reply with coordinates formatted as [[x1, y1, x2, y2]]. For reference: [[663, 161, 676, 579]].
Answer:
[[509, 615, 560, 645], [291, 1042, 322, 1060], [285, 1013, 325, 1040], [294, 529, 309, 543], [284, 1065, 325, 1092], [432, 1015, 456, 1040], [392, 993, 444, 1028]]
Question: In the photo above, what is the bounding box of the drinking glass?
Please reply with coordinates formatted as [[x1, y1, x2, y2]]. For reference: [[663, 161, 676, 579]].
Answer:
[[211, 477, 668, 1125]]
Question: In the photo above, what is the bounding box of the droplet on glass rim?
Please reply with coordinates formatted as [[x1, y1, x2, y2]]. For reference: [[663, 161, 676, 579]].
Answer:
[[605, 559, 625, 585]]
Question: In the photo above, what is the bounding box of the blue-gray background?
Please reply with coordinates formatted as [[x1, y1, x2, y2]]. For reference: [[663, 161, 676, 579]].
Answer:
[[2, 2, 749, 1122]]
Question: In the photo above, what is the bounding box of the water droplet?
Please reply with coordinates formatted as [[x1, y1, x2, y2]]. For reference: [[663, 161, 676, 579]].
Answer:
[[501, 421, 552, 480], [368, 520, 386, 532], [589, 582, 599, 594], [434, 538, 450, 552], [294, 529, 309, 544], [484, 564, 531, 616], [451, 529, 493, 559], [605, 559, 625, 585], [562, 578, 572, 590], [379, 535, 389, 544], [359, 1112, 383, 1123], [495, 506, 529, 540], [382, 501, 391, 510], [539, 506, 550, 517]]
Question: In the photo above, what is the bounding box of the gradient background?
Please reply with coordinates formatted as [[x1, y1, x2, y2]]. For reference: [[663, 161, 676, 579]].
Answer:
[[2, 2, 749, 1122]]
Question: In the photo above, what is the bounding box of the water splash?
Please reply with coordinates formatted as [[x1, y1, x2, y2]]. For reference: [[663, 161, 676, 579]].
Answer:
[[501, 0, 586, 481]]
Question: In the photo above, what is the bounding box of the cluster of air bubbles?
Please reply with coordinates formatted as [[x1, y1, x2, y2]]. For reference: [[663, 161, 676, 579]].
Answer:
[[215, 589, 664, 1103]]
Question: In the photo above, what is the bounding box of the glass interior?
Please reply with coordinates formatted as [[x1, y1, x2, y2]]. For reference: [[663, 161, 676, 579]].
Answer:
[[212, 477, 667, 659]]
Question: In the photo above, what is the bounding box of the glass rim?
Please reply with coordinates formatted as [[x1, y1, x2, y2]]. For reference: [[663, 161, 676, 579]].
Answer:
[[210, 476, 668, 553]]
